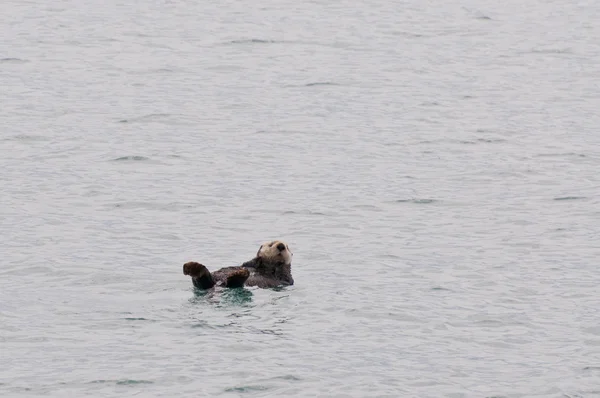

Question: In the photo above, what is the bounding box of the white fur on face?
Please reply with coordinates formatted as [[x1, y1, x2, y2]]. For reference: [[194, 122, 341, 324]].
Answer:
[[257, 240, 292, 265]]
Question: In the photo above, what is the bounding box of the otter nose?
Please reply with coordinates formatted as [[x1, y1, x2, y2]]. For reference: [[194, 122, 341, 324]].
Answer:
[[276, 243, 286, 251]]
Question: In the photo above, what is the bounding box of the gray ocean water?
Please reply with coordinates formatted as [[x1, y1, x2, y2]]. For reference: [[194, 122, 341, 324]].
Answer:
[[2, 1, 600, 397]]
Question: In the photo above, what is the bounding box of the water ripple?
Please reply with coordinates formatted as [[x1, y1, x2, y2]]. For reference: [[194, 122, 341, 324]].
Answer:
[[2, 1, 599, 397]]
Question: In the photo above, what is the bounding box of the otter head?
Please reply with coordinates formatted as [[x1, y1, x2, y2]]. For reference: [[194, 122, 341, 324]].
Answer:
[[256, 240, 292, 266]]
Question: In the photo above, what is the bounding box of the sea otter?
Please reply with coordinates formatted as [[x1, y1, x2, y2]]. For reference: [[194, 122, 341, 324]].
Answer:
[[183, 240, 294, 289]]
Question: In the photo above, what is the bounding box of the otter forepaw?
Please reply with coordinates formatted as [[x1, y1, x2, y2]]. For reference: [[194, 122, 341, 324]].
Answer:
[[225, 268, 250, 288], [183, 262, 209, 277]]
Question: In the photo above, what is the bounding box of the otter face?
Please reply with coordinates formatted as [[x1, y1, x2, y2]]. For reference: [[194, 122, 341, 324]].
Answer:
[[256, 240, 292, 265]]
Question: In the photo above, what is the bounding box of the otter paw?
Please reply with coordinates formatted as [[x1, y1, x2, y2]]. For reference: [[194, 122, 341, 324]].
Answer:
[[225, 268, 250, 288], [183, 262, 209, 277]]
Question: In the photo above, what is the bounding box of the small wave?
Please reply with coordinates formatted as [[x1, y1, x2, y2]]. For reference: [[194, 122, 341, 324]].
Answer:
[[118, 113, 171, 123], [419, 138, 505, 145], [553, 196, 586, 201], [476, 138, 506, 143], [225, 38, 346, 49], [253, 129, 307, 136], [352, 204, 383, 212], [272, 375, 302, 381], [223, 375, 301, 394], [536, 152, 586, 158], [225, 385, 271, 393], [396, 199, 437, 204], [463, 7, 493, 21], [305, 82, 338, 87], [282, 210, 328, 216], [0, 58, 28, 64], [459, 138, 506, 144], [89, 379, 153, 385], [112, 156, 149, 161], [106, 201, 194, 212], [116, 380, 153, 385], [247, 326, 284, 336], [390, 31, 425, 38], [377, 254, 401, 259], [228, 39, 276, 44], [420, 101, 440, 106], [190, 323, 210, 329], [123, 317, 151, 321], [3, 134, 49, 141], [530, 48, 572, 54]]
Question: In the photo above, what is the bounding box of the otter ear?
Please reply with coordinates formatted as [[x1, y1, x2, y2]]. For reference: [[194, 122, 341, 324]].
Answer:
[[256, 244, 263, 257]]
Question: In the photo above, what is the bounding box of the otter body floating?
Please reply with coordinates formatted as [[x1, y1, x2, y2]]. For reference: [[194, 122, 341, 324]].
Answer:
[[183, 240, 294, 289]]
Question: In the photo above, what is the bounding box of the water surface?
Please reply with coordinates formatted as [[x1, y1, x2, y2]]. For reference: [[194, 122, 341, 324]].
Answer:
[[2, 0, 600, 397]]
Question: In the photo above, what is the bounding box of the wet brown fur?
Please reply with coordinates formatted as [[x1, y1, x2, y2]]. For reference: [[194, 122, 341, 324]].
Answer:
[[183, 262, 250, 289], [182, 240, 294, 289]]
